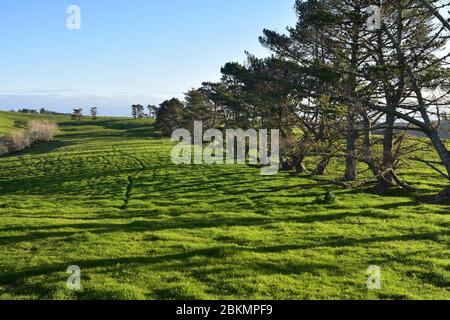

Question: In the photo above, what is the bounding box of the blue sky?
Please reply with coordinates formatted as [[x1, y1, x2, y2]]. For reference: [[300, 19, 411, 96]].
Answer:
[[0, 0, 296, 116]]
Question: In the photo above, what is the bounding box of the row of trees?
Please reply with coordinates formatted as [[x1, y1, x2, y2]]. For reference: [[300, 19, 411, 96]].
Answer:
[[16, 108, 65, 115], [131, 104, 157, 119], [154, 0, 450, 200], [70, 107, 98, 120]]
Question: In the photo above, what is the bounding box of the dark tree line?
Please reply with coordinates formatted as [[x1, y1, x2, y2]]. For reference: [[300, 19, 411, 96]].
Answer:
[[153, 0, 450, 201]]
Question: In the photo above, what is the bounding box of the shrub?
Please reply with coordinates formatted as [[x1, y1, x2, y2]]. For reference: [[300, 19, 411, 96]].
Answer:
[[0, 140, 8, 156], [316, 190, 337, 204], [0, 121, 58, 156], [10, 131, 31, 152], [27, 120, 58, 142], [323, 190, 337, 204]]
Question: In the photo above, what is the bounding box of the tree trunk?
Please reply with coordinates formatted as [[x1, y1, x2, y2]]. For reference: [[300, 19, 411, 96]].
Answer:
[[362, 115, 381, 176], [344, 112, 358, 181], [428, 129, 450, 176], [436, 186, 450, 203], [379, 112, 396, 190], [313, 155, 331, 176], [280, 159, 292, 171], [293, 155, 307, 173], [344, 8, 361, 182]]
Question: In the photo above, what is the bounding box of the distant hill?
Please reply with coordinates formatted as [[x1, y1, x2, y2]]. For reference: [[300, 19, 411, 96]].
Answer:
[[402, 120, 450, 139], [372, 120, 450, 139], [438, 120, 450, 139]]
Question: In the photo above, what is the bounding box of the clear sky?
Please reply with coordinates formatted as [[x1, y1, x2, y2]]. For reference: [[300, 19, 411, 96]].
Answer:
[[0, 0, 297, 116]]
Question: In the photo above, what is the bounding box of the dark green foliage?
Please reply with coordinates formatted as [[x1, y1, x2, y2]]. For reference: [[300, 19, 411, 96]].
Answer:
[[317, 190, 337, 205], [154, 98, 185, 137], [183, 89, 222, 130]]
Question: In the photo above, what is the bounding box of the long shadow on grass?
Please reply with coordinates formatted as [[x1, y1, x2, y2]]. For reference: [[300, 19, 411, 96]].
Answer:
[[3, 140, 73, 157], [0, 168, 144, 195], [2, 229, 448, 289], [0, 245, 349, 299], [0, 217, 275, 245], [253, 229, 450, 254], [368, 249, 450, 290], [0, 247, 227, 286], [0, 211, 437, 247]]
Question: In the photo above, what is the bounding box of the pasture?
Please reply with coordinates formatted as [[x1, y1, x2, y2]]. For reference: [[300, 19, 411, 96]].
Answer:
[[0, 111, 448, 299]]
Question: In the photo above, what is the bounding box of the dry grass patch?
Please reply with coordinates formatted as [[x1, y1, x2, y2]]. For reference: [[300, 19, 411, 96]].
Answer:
[[0, 120, 58, 155]]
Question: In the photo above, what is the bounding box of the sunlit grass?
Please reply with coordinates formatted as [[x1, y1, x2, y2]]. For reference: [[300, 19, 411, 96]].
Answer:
[[0, 111, 449, 300]]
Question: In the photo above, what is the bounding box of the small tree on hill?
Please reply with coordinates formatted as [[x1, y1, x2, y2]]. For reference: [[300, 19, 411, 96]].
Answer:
[[71, 108, 83, 120], [136, 105, 145, 119], [132, 105, 144, 119], [131, 105, 138, 119], [90, 107, 98, 120], [147, 105, 157, 119]]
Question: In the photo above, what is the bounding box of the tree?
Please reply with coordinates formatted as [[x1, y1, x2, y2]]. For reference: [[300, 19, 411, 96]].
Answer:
[[258, 0, 446, 192], [260, 0, 368, 177], [148, 0, 450, 200], [136, 105, 145, 118], [147, 105, 157, 118], [71, 108, 83, 120], [90, 107, 98, 120], [131, 105, 144, 119], [418, 0, 450, 31], [154, 98, 185, 137], [363, 0, 450, 198], [184, 89, 221, 131]]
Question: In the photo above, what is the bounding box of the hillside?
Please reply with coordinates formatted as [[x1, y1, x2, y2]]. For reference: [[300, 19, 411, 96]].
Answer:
[[0, 112, 58, 136], [403, 120, 450, 140], [0, 111, 449, 300]]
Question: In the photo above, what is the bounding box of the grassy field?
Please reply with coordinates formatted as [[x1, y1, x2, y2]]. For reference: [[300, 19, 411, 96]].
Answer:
[[0, 110, 449, 300], [0, 111, 70, 136]]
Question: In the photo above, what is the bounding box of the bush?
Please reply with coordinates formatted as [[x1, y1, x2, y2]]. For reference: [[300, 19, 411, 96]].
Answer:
[[27, 120, 58, 142], [0, 121, 58, 156], [11, 131, 31, 152], [323, 190, 337, 204], [316, 190, 337, 204], [0, 140, 8, 156]]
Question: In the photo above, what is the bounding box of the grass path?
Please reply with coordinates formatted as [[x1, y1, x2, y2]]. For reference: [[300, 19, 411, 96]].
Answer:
[[0, 113, 449, 299]]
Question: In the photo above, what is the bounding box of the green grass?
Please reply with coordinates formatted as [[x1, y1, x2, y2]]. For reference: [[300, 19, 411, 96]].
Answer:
[[0, 111, 449, 300], [0, 111, 70, 136]]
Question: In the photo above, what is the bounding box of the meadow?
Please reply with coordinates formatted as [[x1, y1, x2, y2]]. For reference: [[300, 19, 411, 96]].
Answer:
[[0, 110, 448, 300]]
